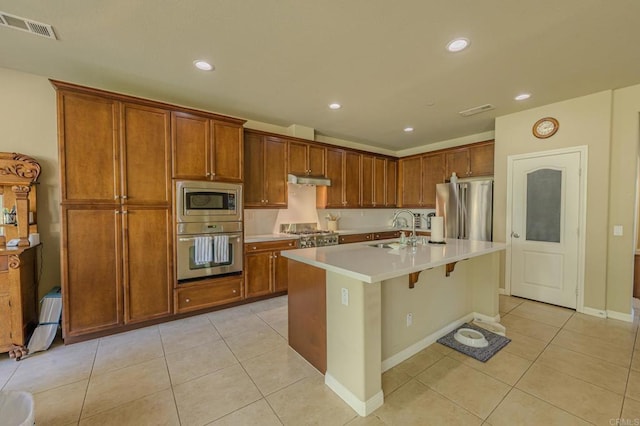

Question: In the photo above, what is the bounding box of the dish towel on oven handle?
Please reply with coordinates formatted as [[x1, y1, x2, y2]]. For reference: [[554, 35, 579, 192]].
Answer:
[[214, 235, 229, 264], [194, 236, 213, 265]]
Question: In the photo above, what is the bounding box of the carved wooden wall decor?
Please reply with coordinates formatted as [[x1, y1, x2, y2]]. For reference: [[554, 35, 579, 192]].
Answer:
[[0, 152, 41, 247]]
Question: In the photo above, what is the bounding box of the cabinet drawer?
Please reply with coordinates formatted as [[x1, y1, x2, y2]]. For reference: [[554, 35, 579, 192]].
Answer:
[[176, 276, 242, 313], [338, 233, 373, 244], [245, 239, 298, 253], [373, 231, 400, 240]]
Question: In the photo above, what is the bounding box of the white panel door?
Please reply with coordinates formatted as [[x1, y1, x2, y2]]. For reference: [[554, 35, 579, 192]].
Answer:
[[510, 151, 581, 308]]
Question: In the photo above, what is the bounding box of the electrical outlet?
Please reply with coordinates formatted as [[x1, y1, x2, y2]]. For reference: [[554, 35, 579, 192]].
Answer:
[[613, 225, 623, 236], [406, 313, 413, 327], [341, 288, 349, 306]]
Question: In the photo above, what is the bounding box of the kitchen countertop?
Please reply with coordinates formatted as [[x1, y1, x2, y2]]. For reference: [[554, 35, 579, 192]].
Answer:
[[281, 238, 506, 283], [244, 234, 300, 243]]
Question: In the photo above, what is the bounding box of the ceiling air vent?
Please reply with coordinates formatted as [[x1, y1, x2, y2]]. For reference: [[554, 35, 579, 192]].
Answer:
[[458, 104, 495, 117], [0, 11, 57, 40]]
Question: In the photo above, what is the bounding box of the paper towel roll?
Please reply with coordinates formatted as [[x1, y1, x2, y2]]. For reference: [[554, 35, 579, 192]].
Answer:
[[430, 216, 444, 242]]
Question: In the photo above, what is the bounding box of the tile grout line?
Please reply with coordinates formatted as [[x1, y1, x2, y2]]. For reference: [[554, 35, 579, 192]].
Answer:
[[619, 323, 640, 420]]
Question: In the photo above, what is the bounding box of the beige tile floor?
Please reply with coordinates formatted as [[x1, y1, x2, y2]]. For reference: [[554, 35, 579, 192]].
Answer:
[[2, 294, 640, 425]]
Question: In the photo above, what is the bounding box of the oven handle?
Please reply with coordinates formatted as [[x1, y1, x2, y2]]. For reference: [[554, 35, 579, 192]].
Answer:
[[178, 233, 242, 242]]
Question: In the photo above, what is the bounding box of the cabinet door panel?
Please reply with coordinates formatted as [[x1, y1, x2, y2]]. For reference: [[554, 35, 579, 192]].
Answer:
[[308, 144, 326, 176], [122, 103, 171, 204], [124, 208, 172, 323], [243, 132, 265, 206], [245, 252, 272, 298], [421, 153, 444, 208], [0, 293, 12, 349], [264, 137, 287, 207], [385, 159, 397, 207], [323, 148, 344, 208], [212, 121, 243, 182], [361, 155, 374, 207], [399, 157, 422, 206], [58, 92, 119, 203], [63, 207, 122, 336], [273, 251, 289, 292], [373, 157, 386, 207], [288, 141, 308, 175], [172, 112, 209, 179], [469, 142, 494, 176], [445, 148, 469, 179], [344, 152, 361, 207]]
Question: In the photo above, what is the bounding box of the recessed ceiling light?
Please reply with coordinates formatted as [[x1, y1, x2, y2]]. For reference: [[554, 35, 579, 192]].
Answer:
[[446, 38, 470, 52], [404, 127, 414, 133], [514, 93, 531, 101], [193, 60, 214, 71], [329, 103, 342, 110]]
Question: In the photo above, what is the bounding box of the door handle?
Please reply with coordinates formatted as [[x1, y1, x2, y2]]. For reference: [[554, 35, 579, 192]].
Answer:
[[511, 232, 520, 238]]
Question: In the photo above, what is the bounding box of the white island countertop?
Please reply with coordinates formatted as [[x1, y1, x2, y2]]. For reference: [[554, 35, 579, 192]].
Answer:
[[281, 238, 506, 283]]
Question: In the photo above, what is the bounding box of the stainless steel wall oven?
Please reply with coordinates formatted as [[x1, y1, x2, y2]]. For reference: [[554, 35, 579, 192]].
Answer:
[[175, 180, 243, 282]]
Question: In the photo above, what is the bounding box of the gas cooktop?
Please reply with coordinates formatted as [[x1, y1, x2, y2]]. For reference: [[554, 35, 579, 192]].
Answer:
[[280, 223, 339, 248]]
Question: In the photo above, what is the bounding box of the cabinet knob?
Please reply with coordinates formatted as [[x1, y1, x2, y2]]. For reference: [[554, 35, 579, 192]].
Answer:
[[232, 289, 237, 294], [114, 210, 120, 214], [114, 195, 120, 200], [206, 172, 211, 176], [274, 254, 278, 258], [288, 242, 293, 246], [212, 172, 216, 176], [122, 195, 128, 199], [265, 200, 268, 203], [122, 211, 128, 215], [185, 298, 191, 303], [252, 246, 257, 250]]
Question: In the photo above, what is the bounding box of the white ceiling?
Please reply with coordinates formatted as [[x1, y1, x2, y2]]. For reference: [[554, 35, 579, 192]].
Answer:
[[1, 1, 639, 151]]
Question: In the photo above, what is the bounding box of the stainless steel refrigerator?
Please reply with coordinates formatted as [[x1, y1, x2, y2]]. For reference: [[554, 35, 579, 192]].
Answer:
[[435, 180, 493, 241]]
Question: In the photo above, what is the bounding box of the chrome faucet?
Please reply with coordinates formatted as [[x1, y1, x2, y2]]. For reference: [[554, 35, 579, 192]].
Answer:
[[392, 209, 417, 246]]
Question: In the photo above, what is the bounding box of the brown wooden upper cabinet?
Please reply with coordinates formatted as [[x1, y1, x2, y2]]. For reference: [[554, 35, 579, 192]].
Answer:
[[363, 155, 397, 208], [445, 141, 494, 179], [172, 112, 244, 182], [57, 91, 171, 206], [244, 131, 288, 208], [288, 140, 326, 176], [317, 148, 361, 208], [398, 152, 444, 208]]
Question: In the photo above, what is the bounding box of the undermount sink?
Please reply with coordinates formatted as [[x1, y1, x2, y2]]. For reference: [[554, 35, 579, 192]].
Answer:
[[368, 240, 401, 249]]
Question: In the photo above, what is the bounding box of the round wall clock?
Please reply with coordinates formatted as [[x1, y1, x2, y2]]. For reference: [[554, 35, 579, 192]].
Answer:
[[532, 117, 559, 139]]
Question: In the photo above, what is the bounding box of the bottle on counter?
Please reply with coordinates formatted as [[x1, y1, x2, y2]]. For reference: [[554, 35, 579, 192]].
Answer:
[[450, 172, 458, 184], [400, 231, 407, 245]]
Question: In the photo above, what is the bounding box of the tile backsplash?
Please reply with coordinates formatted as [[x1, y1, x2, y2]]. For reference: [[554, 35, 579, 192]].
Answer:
[[244, 185, 435, 235]]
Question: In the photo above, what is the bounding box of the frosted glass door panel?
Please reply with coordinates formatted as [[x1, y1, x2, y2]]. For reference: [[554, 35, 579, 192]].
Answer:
[[526, 169, 561, 243]]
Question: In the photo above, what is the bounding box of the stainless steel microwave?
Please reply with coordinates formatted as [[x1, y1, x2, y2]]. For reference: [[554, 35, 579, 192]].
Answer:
[[175, 180, 242, 223]]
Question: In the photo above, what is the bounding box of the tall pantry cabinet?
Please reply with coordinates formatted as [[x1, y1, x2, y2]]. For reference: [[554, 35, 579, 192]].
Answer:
[[54, 81, 173, 341]]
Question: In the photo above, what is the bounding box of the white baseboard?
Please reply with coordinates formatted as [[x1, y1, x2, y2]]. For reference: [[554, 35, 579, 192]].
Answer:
[[381, 313, 474, 373], [498, 288, 508, 295], [607, 309, 634, 323], [581, 306, 606, 318], [325, 373, 383, 417]]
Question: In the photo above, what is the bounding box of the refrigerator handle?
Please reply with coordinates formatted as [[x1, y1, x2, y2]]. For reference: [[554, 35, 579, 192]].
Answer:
[[460, 185, 467, 239]]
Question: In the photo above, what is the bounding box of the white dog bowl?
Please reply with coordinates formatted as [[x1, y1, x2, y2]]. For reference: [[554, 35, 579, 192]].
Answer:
[[454, 328, 489, 348]]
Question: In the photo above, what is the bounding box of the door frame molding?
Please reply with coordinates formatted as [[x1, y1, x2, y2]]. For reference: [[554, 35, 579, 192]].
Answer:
[[505, 145, 588, 312]]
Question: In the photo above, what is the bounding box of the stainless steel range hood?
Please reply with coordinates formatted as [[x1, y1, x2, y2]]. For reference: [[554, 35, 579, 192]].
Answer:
[[287, 174, 331, 186]]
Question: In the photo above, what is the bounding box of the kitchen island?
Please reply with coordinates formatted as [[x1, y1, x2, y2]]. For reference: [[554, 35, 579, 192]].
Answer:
[[282, 238, 506, 416]]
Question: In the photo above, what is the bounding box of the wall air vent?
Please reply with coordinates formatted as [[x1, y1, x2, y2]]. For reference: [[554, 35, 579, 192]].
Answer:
[[0, 11, 57, 40], [458, 104, 495, 117]]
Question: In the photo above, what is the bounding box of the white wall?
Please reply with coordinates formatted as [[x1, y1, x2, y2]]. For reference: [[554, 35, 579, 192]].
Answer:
[[0, 68, 59, 297], [495, 91, 613, 312]]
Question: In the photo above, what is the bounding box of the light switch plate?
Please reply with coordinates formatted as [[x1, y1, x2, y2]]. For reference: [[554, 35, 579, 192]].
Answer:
[[341, 288, 349, 306], [613, 225, 623, 236]]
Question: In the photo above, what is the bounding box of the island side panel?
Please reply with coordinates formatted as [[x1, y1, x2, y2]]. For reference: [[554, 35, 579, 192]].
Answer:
[[288, 259, 327, 373], [469, 251, 500, 319], [380, 262, 472, 362], [325, 271, 382, 412]]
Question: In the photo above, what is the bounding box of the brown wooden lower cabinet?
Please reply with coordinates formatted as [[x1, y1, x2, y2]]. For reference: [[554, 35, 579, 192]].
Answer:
[[288, 259, 326, 373], [0, 246, 38, 354], [373, 231, 401, 240], [244, 239, 298, 298], [175, 275, 243, 314], [338, 233, 373, 244]]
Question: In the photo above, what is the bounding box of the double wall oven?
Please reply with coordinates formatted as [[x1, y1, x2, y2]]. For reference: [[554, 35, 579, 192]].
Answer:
[[175, 180, 243, 281]]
